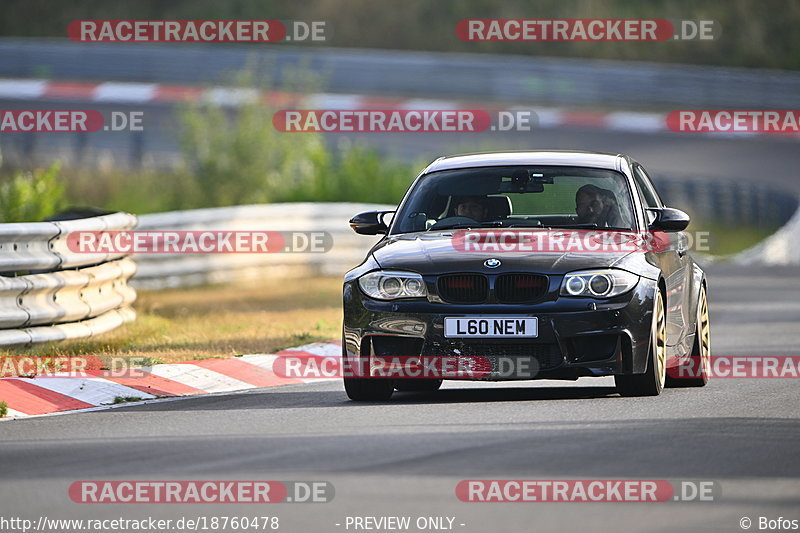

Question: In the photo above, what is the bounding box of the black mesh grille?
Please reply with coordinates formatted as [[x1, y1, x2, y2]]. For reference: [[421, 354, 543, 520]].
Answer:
[[495, 274, 549, 303], [438, 274, 489, 303], [426, 342, 564, 378], [363, 336, 424, 357], [458, 343, 564, 371]]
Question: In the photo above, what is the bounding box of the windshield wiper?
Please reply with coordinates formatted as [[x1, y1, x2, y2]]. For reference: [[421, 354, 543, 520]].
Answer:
[[430, 220, 510, 230], [546, 224, 633, 231]]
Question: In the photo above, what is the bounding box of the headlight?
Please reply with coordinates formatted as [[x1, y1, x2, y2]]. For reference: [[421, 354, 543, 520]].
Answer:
[[358, 270, 428, 300], [560, 269, 639, 298]]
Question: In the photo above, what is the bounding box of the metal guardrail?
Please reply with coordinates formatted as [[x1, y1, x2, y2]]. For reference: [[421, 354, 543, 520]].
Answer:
[[652, 177, 798, 229], [133, 202, 391, 289], [3, 38, 800, 108], [0, 212, 138, 346], [0, 211, 139, 272], [734, 206, 800, 266]]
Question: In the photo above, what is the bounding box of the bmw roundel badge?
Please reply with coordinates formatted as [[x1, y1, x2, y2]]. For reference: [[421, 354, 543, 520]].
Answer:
[[484, 258, 501, 268]]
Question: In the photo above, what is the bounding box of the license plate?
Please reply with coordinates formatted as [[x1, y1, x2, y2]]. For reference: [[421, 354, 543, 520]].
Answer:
[[444, 317, 538, 338]]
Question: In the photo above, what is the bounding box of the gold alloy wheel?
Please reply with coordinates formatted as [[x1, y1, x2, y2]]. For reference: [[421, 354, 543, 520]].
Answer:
[[614, 287, 669, 396], [698, 286, 711, 378], [655, 290, 667, 389]]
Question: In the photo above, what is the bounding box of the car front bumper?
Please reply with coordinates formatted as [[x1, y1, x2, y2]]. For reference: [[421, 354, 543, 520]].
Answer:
[[342, 276, 658, 381]]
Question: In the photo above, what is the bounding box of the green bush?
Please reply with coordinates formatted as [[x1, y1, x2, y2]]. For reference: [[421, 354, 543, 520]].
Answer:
[[176, 69, 421, 208], [179, 96, 330, 207], [0, 161, 66, 222], [275, 140, 419, 204], [55, 111, 421, 214], [1, 68, 423, 214], [0, 401, 7, 418]]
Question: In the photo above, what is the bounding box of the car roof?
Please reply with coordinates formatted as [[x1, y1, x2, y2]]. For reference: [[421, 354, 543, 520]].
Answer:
[[423, 150, 625, 173]]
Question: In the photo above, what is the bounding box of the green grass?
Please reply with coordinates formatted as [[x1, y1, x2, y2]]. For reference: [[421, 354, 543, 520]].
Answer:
[[0, 162, 65, 223], [51, 140, 421, 216], [689, 222, 776, 256], [112, 396, 144, 405]]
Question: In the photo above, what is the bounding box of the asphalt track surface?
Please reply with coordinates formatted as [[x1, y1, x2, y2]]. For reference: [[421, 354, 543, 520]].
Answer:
[[1, 110, 800, 530]]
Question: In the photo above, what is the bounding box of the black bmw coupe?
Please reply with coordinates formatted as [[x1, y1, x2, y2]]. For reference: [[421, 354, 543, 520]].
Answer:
[[342, 151, 710, 400]]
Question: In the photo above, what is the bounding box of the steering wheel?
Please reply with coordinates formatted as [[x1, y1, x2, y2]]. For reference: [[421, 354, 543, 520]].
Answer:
[[428, 216, 481, 230]]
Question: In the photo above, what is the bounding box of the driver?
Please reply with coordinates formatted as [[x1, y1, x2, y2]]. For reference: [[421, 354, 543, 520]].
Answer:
[[575, 185, 622, 227], [453, 195, 490, 222]]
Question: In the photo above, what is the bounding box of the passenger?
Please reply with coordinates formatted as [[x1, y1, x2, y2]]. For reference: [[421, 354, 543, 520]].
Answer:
[[597, 188, 624, 227], [453, 195, 490, 222]]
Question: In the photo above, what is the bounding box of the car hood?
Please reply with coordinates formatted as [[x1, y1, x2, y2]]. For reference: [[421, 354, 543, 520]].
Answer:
[[371, 232, 636, 275]]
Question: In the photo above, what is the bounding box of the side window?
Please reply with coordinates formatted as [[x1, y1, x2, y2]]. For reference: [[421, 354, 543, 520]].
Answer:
[[632, 164, 662, 226], [632, 165, 662, 208], [629, 170, 650, 224]]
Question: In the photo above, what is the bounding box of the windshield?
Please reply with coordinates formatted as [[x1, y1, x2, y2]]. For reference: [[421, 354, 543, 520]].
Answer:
[[391, 165, 636, 234]]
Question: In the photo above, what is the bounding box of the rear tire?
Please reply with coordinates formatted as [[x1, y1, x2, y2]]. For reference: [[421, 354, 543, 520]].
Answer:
[[394, 379, 443, 392], [615, 289, 667, 397], [666, 285, 710, 387]]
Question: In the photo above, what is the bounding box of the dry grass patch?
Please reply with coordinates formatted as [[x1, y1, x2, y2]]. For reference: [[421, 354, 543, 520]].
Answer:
[[1, 277, 343, 364]]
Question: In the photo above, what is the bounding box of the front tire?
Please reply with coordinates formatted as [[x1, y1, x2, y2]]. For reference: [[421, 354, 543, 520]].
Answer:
[[394, 379, 443, 392], [344, 376, 394, 401], [615, 288, 667, 397], [342, 336, 394, 401]]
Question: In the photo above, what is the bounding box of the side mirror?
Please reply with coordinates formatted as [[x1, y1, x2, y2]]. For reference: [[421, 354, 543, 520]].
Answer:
[[647, 207, 690, 232], [349, 211, 394, 235]]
